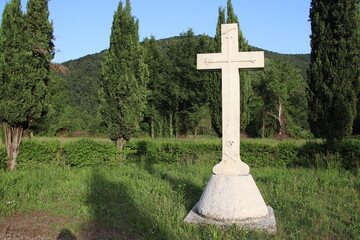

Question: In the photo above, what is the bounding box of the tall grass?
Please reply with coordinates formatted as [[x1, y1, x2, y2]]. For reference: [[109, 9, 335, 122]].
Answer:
[[0, 161, 358, 239]]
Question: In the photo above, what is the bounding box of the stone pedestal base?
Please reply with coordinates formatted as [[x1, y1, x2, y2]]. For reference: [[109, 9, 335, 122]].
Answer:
[[184, 174, 276, 233]]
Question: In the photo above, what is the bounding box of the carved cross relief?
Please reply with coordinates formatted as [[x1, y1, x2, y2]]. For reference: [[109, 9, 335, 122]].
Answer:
[[197, 23, 264, 175]]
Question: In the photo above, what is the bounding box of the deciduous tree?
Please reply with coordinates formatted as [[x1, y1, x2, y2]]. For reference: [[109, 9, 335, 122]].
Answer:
[[257, 59, 305, 138]]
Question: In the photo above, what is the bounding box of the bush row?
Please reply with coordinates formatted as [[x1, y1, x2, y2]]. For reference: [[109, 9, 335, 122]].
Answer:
[[0, 139, 120, 169], [127, 139, 360, 170], [0, 138, 359, 170]]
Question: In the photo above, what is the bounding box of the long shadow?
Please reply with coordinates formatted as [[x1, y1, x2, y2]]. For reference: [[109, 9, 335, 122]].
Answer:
[[144, 163, 204, 212], [57, 229, 77, 240], [82, 168, 174, 240]]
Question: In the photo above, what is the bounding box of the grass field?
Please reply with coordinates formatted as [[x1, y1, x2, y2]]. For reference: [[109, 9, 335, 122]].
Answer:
[[0, 158, 359, 239]]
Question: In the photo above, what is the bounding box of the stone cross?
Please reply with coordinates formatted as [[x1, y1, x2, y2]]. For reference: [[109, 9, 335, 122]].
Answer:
[[198, 23, 264, 175]]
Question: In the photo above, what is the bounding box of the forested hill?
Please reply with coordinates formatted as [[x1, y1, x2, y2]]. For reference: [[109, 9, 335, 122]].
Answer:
[[250, 46, 310, 78], [59, 36, 310, 135], [63, 38, 310, 85], [62, 39, 309, 112]]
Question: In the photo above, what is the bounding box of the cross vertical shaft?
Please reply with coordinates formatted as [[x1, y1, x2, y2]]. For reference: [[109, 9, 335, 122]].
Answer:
[[197, 23, 264, 175]]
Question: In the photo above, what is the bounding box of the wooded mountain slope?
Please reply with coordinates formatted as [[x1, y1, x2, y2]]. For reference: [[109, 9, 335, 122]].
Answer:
[[62, 36, 309, 119]]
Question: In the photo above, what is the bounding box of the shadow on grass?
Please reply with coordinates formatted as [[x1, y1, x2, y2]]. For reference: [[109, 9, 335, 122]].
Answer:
[[82, 168, 175, 240], [57, 229, 77, 240], [144, 163, 204, 212]]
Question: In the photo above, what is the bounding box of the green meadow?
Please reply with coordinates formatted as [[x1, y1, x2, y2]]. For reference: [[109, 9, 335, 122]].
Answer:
[[0, 137, 359, 239]]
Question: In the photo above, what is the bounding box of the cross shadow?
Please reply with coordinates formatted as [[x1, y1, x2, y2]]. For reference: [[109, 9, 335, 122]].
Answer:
[[82, 168, 174, 240], [56, 229, 77, 240], [143, 163, 204, 211]]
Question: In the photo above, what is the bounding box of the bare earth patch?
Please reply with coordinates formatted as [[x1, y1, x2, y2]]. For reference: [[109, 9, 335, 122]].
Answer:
[[0, 211, 67, 240], [0, 211, 140, 240]]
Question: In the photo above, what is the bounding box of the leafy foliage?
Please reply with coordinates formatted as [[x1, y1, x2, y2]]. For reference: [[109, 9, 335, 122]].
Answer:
[[63, 139, 119, 167], [0, 138, 119, 169], [1, 137, 359, 172], [251, 59, 307, 137]]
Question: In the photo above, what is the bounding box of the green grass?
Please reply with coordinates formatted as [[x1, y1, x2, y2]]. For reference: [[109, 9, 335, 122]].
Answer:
[[0, 161, 358, 239]]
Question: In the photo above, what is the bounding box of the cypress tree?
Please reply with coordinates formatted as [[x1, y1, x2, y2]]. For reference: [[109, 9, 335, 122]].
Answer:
[[308, 0, 360, 143], [100, 0, 148, 150], [0, 0, 54, 171], [143, 36, 168, 138], [226, 0, 251, 133], [206, 7, 225, 137]]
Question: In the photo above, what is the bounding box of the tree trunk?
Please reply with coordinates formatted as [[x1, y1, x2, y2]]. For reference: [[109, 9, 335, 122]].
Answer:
[[278, 101, 286, 135], [194, 121, 199, 138], [267, 101, 287, 137], [262, 115, 265, 139], [151, 119, 155, 139], [116, 137, 125, 151], [3, 123, 23, 172], [169, 114, 173, 138]]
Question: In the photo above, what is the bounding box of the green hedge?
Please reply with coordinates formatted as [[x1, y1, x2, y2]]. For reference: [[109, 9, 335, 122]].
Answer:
[[1, 139, 120, 169], [240, 142, 298, 168], [63, 139, 119, 167], [1, 138, 359, 170], [125, 140, 221, 164], [126, 139, 359, 170], [298, 139, 360, 169]]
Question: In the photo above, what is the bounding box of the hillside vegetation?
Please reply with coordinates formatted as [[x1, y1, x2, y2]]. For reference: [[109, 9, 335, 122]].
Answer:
[[55, 36, 310, 138]]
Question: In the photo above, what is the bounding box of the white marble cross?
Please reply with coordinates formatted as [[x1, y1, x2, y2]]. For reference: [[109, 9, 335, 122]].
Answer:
[[198, 23, 264, 175]]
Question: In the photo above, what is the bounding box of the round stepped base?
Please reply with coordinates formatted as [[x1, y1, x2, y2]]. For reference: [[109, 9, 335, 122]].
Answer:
[[184, 174, 276, 233]]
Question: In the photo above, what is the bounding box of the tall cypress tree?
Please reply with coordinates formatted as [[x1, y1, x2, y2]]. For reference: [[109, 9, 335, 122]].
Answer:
[[0, 0, 54, 171], [206, 7, 225, 137], [100, 0, 148, 150], [209, 0, 252, 136], [143, 36, 168, 138], [308, 0, 360, 143], [226, 0, 251, 133]]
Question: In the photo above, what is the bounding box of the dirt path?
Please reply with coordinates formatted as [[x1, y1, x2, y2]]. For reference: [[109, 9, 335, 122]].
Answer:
[[0, 211, 140, 240], [0, 211, 68, 239]]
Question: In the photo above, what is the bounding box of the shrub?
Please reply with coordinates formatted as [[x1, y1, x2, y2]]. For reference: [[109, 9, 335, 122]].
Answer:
[[297, 139, 360, 170], [240, 142, 298, 168], [0, 138, 358, 171], [0, 148, 6, 170], [125, 140, 221, 164], [17, 140, 64, 168], [2, 139, 120, 169], [63, 139, 119, 167]]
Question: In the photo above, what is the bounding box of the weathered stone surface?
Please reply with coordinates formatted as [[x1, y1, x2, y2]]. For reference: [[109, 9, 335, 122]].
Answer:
[[184, 23, 276, 233], [184, 205, 277, 233], [197, 23, 264, 176], [193, 174, 268, 221]]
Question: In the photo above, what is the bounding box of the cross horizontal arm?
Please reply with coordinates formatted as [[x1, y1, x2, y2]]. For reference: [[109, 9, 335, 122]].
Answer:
[[197, 51, 265, 71]]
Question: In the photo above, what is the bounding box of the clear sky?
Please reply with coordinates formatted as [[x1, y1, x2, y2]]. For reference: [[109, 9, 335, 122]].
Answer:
[[0, 0, 312, 63]]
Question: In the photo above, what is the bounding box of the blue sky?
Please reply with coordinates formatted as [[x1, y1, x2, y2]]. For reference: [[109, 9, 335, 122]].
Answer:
[[0, 0, 312, 63]]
